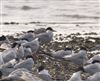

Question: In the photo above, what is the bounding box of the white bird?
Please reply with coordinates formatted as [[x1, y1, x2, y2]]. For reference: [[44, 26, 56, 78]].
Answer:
[[34, 28, 46, 34], [0, 66, 15, 76], [0, 59, 17, 68], [35, 27, 55, 45], [11, 42, 32, 60], [23, 47, 32, 58], [14, 58, 34, 71], [22, 38, 40, 53], [87, 54, 100, 64], [43, 47, 72, 60], [16, 39, 28, 45], [1, 43, 19, 63], [82, 63, 100, 74], [63, 47, 88, 65], [68, 71, 83, 81], [0, 35, 10, 45], [0, 58, 18, 76], [38, 66, 54, 81], [19, 30, 35, 42]]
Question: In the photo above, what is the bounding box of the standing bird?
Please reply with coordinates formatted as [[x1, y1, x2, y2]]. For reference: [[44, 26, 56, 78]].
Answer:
[[63, 47, 88, 65], [36, 27, 55, 45], [38, 65, 54, 81], [68, 71, 83, 81]]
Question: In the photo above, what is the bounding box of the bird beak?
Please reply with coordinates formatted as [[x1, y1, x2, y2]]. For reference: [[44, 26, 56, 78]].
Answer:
[[52, 30, 56, 32]]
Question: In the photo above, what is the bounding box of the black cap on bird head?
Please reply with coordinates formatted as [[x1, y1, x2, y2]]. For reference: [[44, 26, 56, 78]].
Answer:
[[46, 27, 55, 32], [11, 42, 20, 48], [80, 47, 87, 51], [38, 65, 45, 72], [64, 47, 72, 51], [92, 60, 100, 64], [25, 55, 34, 60], [0, 35, 6, 41], [27, 30, 34, 33]]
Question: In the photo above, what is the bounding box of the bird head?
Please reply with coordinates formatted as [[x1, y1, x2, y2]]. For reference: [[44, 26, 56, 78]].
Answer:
[[80, 47, 87, 51], [27, 30, 34, 33], [64, 47, 72, 51], [46, 27, 56, 32], [0, 35, 6, 41], [11, 42, 21, 48], [92, 60, 100, 64], [38, 65, 45, 72]]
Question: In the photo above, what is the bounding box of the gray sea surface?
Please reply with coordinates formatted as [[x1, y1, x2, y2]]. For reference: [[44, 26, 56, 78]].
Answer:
[[0, 0, 100, 35]]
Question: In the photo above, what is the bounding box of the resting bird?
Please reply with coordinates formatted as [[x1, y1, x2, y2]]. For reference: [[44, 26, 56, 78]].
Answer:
[[38, 65, 53, 81], [0, 59, 17, 76], [68, 71, 83, 81], [63, 47, 88, 65], [14, 58, 34, 71], [43, 47, 72, 60], [34, 28, 46, 34], [0, 35, 10, 45], [35, 27, 55, 45], [23, 47, 32, 58], [0, 66, 15, 76], [87, 54, 100, 64], [22, 38, 39, 53], [81, 63, 100, 74], [0, 59, 17, 68], [1, 43, 19, 63], [19, 30, 35, 42], [85, 72, 100, 81]]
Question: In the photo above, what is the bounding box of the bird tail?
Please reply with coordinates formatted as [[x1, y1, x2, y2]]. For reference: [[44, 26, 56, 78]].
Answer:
[[40, 50, 53, 57]]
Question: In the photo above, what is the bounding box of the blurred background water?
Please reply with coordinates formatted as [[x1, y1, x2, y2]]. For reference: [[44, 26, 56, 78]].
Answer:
[[0, 0, 100, 35]]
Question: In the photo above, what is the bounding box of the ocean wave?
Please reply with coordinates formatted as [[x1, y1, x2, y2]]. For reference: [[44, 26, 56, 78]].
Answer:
[[54, 14, 100, 19], [21, 5, 42, 10], [5, 5, 17, 9]]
